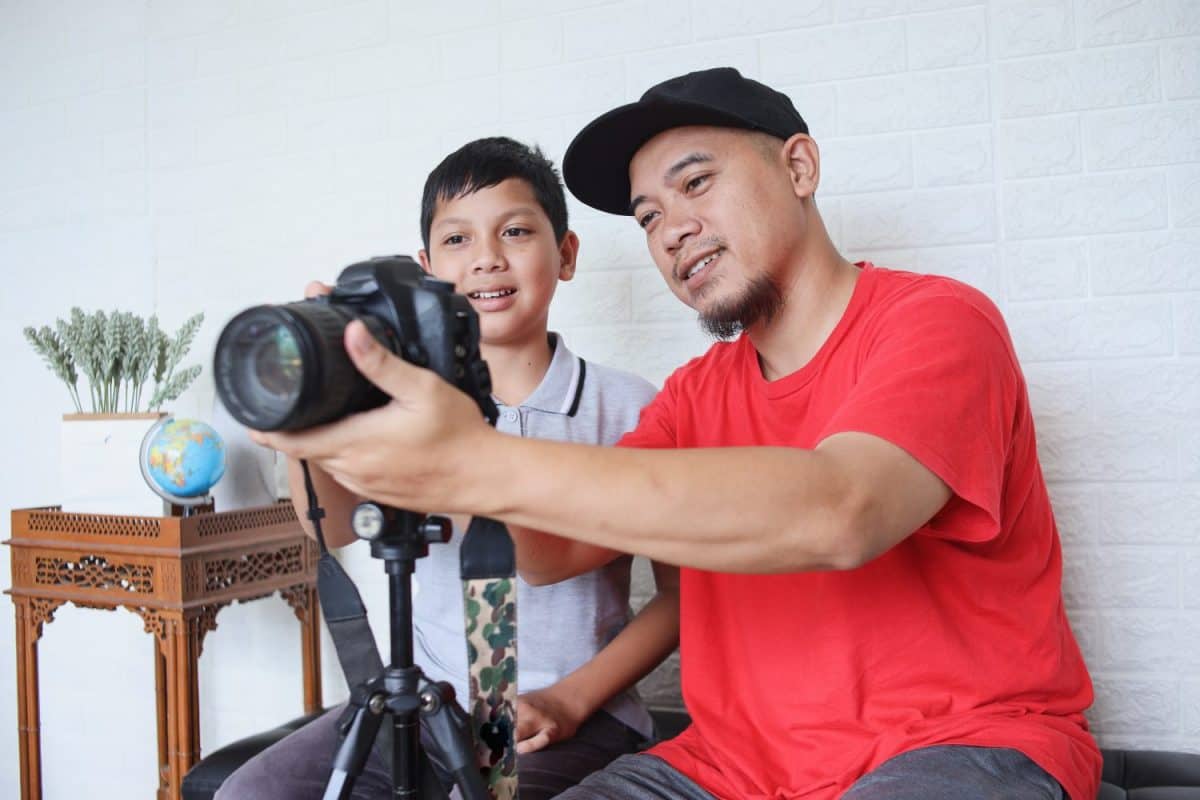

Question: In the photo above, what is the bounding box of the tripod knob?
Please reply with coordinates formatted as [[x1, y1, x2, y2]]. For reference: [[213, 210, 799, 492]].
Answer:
[[351, 502, 386, 541], [421, 515, 452, 545]]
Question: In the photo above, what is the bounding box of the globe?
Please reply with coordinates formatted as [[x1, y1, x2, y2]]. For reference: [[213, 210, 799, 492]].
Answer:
[[139, 417, 227, 505]]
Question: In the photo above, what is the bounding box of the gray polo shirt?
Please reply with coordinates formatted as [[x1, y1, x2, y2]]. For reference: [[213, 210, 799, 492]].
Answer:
[[411, 333, 659, 737]]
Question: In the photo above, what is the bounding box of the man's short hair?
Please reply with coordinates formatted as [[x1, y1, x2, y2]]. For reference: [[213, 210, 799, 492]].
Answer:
[[420, 137, 569, 251]]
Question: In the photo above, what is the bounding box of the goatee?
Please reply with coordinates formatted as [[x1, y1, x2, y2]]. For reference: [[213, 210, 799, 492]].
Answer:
[[699, 275, 784, 339]]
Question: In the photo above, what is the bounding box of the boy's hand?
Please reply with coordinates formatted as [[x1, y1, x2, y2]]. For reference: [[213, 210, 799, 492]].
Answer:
[[305, 280, 333, 298], [515, 685, 591, 754], [250, 319, 494, 513]]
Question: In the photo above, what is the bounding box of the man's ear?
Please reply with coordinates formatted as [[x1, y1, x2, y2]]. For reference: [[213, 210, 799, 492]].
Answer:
[[558, 231, 579, 282], [417, 249, 432, 274], [783, 133, 820, 200]]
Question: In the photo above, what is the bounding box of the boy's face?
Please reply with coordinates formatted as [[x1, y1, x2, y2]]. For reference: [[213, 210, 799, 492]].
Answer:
[[421, 177, 577, 349]]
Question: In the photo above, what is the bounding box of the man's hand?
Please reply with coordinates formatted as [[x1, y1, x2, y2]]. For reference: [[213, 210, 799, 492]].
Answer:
[[250, 319, 495, 514], [515, 685, 590, 754]]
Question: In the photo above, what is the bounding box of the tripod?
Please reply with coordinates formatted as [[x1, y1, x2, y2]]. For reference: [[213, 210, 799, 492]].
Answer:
[[321, 502, 490, 800]]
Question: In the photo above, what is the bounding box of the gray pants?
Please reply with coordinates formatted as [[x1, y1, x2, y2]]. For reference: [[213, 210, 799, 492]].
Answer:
[[555, 745, 1066, 800], [214, 704, 645, 800]]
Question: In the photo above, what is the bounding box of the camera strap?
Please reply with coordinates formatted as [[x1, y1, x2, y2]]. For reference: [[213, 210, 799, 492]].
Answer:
[[299, 461, 393, 765], [460, 515, 519, 800]]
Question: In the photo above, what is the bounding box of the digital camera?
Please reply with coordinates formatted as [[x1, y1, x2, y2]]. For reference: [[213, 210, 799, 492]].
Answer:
[[213, 255, 495, 432]]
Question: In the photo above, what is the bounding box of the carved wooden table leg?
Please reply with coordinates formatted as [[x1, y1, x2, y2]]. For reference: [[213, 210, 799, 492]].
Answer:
[[154, 610, 199, 800], [13, 599, 38, 800], [139, 602, 222, 800], [154, 631, 170, 800], [13, 598, 61, 800], [133, 606, 174, 800], [284, 583, 323, 714], [303, 585, 322, 713]]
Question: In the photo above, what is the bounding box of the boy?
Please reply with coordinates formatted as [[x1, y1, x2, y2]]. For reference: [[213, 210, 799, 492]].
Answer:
[[218, 137, 679, 800]]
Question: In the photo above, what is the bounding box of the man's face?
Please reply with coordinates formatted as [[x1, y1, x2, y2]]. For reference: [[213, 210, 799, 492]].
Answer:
[[629, 126, 803, 337]]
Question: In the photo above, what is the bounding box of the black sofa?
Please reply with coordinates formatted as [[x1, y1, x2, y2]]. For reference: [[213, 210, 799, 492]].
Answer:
[[182, 708, 1200, 800]]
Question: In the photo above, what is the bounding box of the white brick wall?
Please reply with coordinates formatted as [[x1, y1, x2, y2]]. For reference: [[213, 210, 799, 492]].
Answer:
[[2, 0, 1199, 796]]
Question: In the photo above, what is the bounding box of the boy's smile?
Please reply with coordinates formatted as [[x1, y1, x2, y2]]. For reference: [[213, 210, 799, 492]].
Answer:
[[466, 286, 519, 312]]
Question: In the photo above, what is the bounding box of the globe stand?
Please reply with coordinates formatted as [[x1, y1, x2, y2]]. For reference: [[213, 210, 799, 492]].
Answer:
[[162, 494, 212, 518]]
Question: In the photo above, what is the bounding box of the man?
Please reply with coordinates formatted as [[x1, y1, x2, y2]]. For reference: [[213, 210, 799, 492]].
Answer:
[[256, 68, 1100, 799]]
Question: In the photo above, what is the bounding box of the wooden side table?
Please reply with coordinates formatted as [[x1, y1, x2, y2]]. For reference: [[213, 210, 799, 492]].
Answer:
[[5, 502, 323, 800]]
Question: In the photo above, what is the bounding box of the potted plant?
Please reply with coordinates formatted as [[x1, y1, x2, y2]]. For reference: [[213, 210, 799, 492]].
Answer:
[[24, 309, 204, 515]]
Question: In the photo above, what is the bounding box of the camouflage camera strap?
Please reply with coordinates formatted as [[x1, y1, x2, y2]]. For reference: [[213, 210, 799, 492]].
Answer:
[[460, 515, 519, 800]]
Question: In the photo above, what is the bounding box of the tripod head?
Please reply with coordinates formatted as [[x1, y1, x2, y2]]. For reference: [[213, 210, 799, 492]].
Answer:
[[350, 501, 452, 563]]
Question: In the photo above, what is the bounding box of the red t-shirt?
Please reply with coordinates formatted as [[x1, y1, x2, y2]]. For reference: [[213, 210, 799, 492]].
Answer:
[[620, 263, 1100, 800]]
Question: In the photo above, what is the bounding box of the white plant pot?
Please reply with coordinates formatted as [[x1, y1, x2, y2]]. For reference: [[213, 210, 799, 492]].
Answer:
[[60, 412, 168, 516]]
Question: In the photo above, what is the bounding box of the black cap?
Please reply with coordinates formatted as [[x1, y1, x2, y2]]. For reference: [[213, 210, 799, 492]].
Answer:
[[563, 67, 808, 216]]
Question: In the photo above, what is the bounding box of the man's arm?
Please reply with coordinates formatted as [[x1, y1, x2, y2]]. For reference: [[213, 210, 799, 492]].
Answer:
[[285, 457, 361, 549], [516, 560, 680, 752], [468, 430, 950, 579], [255, 321, 952, 577]]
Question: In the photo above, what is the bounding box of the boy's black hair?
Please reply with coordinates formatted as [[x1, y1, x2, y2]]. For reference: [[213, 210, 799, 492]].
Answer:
[[420, 136, 569, 252]]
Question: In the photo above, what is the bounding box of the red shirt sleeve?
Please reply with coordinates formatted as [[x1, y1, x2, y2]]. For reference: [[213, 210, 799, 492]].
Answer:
[[616, 374, 677, 450], [819, 287, 1021, 543]]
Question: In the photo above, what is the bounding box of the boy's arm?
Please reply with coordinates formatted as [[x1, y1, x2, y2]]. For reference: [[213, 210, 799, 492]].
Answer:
[[515, 560, 681, 753], [508, 526, 622, 586], [285, 457, 361, 549]]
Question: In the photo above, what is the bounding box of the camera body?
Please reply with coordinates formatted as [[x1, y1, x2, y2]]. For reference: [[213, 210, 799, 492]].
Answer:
[[328, 255, 495, 409], [214, 255, 496, 432]]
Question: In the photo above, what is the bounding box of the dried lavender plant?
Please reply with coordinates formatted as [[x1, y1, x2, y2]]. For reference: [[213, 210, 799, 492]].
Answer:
[[23, 326, 82, 412], [148, 313, 205, 411], [24, 309, 205, 413]]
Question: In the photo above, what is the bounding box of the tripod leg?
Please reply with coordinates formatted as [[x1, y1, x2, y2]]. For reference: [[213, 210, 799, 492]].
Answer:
[[323, 702, 384, 800], [421, 681, 491, 800], [392, 700, 421, 799]]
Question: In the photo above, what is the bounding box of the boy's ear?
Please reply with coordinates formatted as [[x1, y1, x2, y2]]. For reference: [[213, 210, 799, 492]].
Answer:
[[417, 249, 432, 274], [558, 231, 579, 282]]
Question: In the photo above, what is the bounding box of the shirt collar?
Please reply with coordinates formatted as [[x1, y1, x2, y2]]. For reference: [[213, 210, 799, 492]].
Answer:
[[495, 332, 586, 416]]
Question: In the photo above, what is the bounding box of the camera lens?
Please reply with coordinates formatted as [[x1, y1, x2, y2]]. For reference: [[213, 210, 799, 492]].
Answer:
[[251, 324, 302, 401], [214, 301, 391, 432]]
